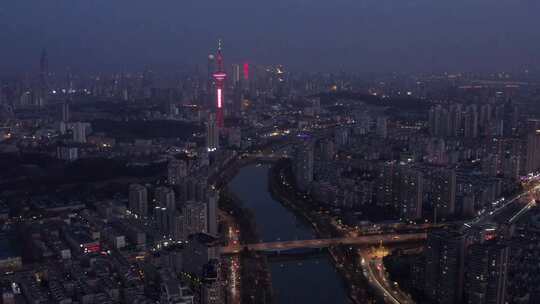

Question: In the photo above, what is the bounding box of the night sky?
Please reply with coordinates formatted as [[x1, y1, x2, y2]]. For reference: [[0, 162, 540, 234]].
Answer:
[[1, 0, 539, 73]]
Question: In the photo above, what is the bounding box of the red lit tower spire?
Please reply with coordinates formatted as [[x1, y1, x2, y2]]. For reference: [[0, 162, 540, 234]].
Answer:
[[212, 39, 227, 128]]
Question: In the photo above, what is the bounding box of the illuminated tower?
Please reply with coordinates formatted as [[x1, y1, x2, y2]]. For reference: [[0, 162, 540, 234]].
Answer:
[[212, 40, 227, 128]]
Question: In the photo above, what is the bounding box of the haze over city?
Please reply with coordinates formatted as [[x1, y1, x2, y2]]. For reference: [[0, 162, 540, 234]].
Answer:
[[2, 1, 540, 304], [2, 0, 540, 73]]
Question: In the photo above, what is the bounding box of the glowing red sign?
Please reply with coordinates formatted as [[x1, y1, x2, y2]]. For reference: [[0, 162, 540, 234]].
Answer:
[[243, 63, 249, 80]]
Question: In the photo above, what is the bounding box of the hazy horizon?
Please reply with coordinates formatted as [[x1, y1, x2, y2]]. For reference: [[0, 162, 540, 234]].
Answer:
[[2, 0, 540, 74]]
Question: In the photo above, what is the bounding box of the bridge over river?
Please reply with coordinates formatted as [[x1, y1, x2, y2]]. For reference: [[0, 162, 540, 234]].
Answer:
[[221, 232, 427, 254]]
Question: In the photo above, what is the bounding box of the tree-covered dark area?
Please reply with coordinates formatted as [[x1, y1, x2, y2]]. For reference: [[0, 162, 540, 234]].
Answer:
[[92, 119, 201, 141], [0, 153, 165, 195], [317, 91, 430, 120]]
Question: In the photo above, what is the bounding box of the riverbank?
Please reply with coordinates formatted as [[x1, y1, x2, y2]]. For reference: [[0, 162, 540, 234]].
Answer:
[[228, 163, 348, 303], [268, 159, 377, 304], [219, 186, 274, 304]]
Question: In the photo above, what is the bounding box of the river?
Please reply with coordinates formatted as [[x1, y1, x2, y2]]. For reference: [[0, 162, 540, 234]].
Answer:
[[229, 164, 348, 303]]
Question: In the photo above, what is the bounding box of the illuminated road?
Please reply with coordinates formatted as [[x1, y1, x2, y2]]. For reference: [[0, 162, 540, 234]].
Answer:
[[360, 249, 414, 304], [220, 211, 242, 304], [465, 182, 540, 229], [220, 233, 427, 254], [509, 199, 537, 224]]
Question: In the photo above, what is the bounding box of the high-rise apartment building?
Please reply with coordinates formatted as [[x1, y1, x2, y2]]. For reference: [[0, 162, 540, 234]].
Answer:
[[129, 184, 148, 218], [294, 142, 314, 192], [424, 230, 467, 304], [183, 201, 208, 236], [466, 243, 509, 304], [206, 189, 219, 237], [154, 187, 176, 234], [525, 130, 540, 174], [399, 167, 424, 220], [72, 122, 87, 143], [167, 159, 188, 185]]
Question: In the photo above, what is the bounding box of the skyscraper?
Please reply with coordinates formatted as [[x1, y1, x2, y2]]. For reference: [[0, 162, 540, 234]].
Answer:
[[72, 122, 87, 143], [376, 116, 388, 138], [375, 161, 399, 208], [424, 230, 467, 304], [466, 243, 509, 304], [206, 189, 219, 237], [207, 54, 215, 87], [334, 127, 349, 148], [398, 167, 423, 221], [39, 48, 49, 94], [183, 201, 208, 236], [206, 113, 219, 152], [61, 101, 70, 122], [525, 130, 540, 174], [464, 105, 479, 138], [154, 186, 176, 234], [422, 166, 456, 221], [129, 184, 148, 218], [293, 142, 314, 192], [167, 159, 188, 185], [212, 40, 227, 129], [38, 48, 49, 107], [231, 64, 240, 88]]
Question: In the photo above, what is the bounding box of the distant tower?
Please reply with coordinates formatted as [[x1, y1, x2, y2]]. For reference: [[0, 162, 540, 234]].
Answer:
[[231, 64, 241, 87], [40, 49, 49, 91], [212, 40, 227, 128], [66, 67, 74, 93], [39, 49, 49, 106], [207, 54, 215, 105], [61, 101, 70, 122]]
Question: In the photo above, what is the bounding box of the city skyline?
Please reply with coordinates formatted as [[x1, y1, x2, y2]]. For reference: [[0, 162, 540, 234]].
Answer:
[[2, 2, 540, 304], [2, 0, 540, 74]]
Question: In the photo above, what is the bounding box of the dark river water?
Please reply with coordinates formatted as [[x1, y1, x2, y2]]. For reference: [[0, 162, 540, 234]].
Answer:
[[229, 164, 348, 303]]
